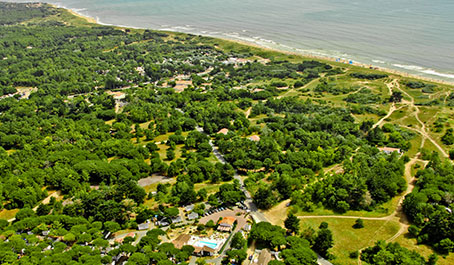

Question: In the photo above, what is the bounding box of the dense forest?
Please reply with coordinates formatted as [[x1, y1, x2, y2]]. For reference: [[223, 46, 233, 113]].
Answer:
[[0, 2, 451, 265]]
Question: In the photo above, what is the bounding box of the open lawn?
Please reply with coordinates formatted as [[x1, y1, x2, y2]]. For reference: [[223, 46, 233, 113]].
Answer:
[[262, 199, 290, 226], [301, 218, 400, 265], [0, 209, 19, 220], [194, 182, 225, 195]]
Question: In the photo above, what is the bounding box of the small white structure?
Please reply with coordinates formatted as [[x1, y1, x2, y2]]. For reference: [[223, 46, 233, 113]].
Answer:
[[172, 216, 183, 224], [184, 204, 195, 212], [137, 222, 150, 231], [378, 147, 402, 155], [187, 212, 199, 220]]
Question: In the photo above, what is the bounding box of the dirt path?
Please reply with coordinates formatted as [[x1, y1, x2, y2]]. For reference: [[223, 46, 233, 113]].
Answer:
[[245, 107, 252, 118], [32, 191, 60, 211], [372, 80, 398, 129], [299, 79, 447, 264], [393, 80, 449, 157], [299, 153, 425, 265]]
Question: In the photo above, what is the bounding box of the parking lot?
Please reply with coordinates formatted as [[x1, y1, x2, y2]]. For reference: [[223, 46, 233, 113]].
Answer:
[[199, 208, 248, 233]]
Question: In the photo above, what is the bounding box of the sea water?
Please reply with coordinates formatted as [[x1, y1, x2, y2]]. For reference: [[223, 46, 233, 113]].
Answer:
[[4, 0, 454, 81]]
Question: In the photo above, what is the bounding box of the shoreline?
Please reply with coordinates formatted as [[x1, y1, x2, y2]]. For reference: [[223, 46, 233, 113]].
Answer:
[[49, 3, 97, 24], [55, 4, 454, 86]]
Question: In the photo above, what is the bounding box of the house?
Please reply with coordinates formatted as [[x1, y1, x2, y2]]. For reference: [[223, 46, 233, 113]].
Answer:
[[156, 220, 170, 227], [378, 147, 402, 155], [187, 212, 199, 220], [194, 246, 216, 257], [172, 234, 191, 249], [184, 204, 195, 212], [217, 128, 229, 135], [137, 222, 150, 231], [248, 135, 260, 142], [256, 249, 272, 265], [172, 216, 183, 224], [217, 216, 236, 232]]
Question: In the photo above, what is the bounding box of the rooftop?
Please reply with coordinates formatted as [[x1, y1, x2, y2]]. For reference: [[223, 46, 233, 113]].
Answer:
[[173, 234, 191, 249], [218, 216, 236, 226], [217, 128, 229, 135], [378, 147, 402, 153]]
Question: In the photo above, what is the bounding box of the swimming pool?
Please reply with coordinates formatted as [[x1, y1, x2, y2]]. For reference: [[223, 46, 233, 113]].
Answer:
[[196, 240, 218, 249]]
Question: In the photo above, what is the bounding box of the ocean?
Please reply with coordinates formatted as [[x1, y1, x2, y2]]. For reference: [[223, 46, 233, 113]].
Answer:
[[4, 0, 454, 81]]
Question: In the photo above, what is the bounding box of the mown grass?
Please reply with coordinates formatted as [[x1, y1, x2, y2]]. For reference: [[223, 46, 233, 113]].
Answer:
[[301, 218, 400, 265]]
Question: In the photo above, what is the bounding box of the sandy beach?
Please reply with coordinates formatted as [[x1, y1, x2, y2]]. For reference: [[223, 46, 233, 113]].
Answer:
[[59, 5, 453, 86], [50, 4, 97, 24], [221, 38, 454, 86]]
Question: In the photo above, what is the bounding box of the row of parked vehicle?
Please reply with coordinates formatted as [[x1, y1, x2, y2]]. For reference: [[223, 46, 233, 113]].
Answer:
[[202, 207, 226, 217]]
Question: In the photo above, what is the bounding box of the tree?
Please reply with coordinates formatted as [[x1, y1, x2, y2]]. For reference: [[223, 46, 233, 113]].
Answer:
[[436, 238, 454, 254], [197, 188, 207, 201], [166, 148, 175, 160], [250, 222, 286, 250], [390, 91, 403, 103], [313, 224, 333, 257], [442, 128, 454, 145], [361, 241, 432, 265], [104, 221, 121, 233], [163, 207, 179, 218], [15, 207, 35, 221], [226, 249, 247, 263], [353, 218, 364, 229], [63, 232, 76, 242], [231, 232, 246, 249], [449, 149, 454, 160], [36, 203, 51, 216], [284, 213, 300, 235], [128, 253, 149, 265], [253, 187, 276, 209]]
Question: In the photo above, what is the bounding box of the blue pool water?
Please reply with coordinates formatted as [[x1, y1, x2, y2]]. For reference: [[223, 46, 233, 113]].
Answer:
[[198, 241, 218, 249]]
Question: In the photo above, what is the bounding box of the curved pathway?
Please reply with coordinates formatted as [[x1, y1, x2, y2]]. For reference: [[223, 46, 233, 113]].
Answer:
[[300, 79, 449, 264]]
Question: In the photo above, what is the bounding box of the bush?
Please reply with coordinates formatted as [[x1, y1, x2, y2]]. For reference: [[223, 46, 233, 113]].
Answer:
[[450, 149, 454, 160], [350, 72, 387, 80], [15, 208, 35, 221], [294, 80, 305, 88], [353, 218, 364, 229]]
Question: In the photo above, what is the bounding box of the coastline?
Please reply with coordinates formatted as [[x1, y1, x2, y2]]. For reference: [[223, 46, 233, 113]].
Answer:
[[50, 3, 97, 24], [56, 5, 454, 86]]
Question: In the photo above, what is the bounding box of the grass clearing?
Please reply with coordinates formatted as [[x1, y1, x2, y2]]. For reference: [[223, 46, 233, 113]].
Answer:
[[263, 199, 290, 226], [301, 218, 400, 265], [0, 209, 19, 220]]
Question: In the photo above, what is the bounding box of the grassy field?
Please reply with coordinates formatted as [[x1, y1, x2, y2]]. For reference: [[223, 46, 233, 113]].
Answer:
[[0, 209, 19, 220], [392, 232, 454, 265], [301, 218, 400, 265]]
